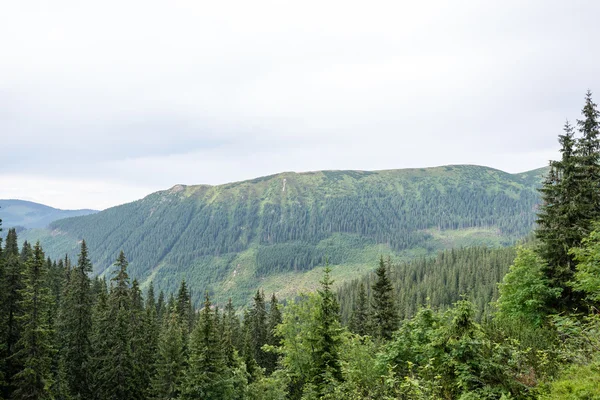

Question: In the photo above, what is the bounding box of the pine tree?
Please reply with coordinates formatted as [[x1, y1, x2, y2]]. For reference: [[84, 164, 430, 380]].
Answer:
[[150, 311, 186, 400], [241, 310, 259, 382], [12, 242, 55, 400], [180, 293, 233, 399], [265, 294, 282, 374], [156, 290, 166, 323], [97, 251, 137, 400], [249, 290, 268, 369], [1, 229, 24, 398], [143, 282, 159, 392], [536, 92, 600, 310], [575, 90, 600, 225], [59, 240, 94, 399], [349, 283, 369, 336], [371, 256, 398, 340], [310, 266, 343, 395], [221, 299, 241, 369], [89, 278, 110, 399], [176, 280, 193, 334], [0, 219, 5, 394]]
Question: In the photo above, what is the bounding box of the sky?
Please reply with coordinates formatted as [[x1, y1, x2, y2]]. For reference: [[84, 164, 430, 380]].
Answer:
[[1, 0, 599, 210]]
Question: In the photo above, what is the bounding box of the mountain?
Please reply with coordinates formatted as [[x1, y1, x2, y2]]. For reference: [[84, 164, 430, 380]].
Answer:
[[19, 165, 547, 306], [0, 199, 98, 229]]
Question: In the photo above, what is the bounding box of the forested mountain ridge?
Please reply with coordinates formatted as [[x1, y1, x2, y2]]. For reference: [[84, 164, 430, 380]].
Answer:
[[0, 199, 97, 229], [21, 164, 546, 305]]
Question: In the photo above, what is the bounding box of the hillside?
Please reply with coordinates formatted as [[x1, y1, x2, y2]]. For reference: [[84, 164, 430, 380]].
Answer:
[[0, 199, 97, 229], [338, 245, 518, 323], [20, 165, 547, 305]]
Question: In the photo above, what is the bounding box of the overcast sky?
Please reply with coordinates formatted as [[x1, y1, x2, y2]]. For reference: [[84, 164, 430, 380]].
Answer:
[[1, 1, 599, 210]]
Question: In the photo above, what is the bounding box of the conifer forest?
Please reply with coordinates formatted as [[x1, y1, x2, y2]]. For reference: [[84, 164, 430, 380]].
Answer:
[[1, 92, 600, 399]]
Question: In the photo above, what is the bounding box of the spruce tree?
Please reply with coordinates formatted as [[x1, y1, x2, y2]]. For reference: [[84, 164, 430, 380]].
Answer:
[[129, 280, 150, 399], [265, 294, 282, 374], [156, 290, 166, 323], [150, 311, 186, 400], [97, 251, 137, 400], [143, 281, 159, 391], [176, 280, 193, 334], [1, 229, 24, 398], [249, 290, 268, 369], [19, 241, 32, 262], [575, 90, 600, 225], [371, 256, 398, 340], [0, 219, 4, 393], [221, 299, 241, 369], [241, 310, 259, 382], [0, 218, 5, 393], [310, 266, 343, 395], [89, 278, 110, 399], [60, 240, 94, 399], [12, 242, 55, 400], [536, 92, 600, 310], [180, 293, 233, 399], [349, 283, 369, 336]]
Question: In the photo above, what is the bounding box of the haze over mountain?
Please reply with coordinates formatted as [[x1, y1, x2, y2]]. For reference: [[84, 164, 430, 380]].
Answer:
[[0, 199, 97, 229], [20, 164, 546, 305]]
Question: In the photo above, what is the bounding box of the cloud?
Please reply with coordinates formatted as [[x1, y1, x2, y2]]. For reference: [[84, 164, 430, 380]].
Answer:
[[0, 0, 598, 209]]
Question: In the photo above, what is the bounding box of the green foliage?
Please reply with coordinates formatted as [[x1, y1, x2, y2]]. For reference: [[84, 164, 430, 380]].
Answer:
[[536, 91, 600, 310], [22, 165, 543, 305], [540, 360, 600, 400], [265, 294, 283, 374], [180, 293, 236, 399], [348, 283, 369, 336], [371, 257, 398, 340], [248, 290, 269, 370], [571, 222, 600, 304], [12, 242, 54, 400], [339, 246, 517, 323], [59, 240, 94, 399], [150, 312, 186, 400], [310, 267, 343, 393], [496, 247, 561, 327], [0, 228, 25, 398]]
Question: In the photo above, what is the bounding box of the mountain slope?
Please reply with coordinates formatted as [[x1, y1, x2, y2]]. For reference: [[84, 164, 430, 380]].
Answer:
[[0, 199, 98, 229], [20, 165, 547, 305]]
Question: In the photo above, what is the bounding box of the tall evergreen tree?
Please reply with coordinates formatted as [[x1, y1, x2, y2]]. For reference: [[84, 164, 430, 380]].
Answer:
[[89, 278, 110, 400], [536, 92, 600, 310], [156, 290, 166, 323], [310, 266, 343, 395], [59, 240, 94, 399], [221, 299, 241, 368], [1, 229, 24, 398], [176, 280, 193, 334], [249, 290, 268, 369], [0, 218, 5, 393], [97, 251, 137, 400], [265, 294, 282, 374], [575, 90, 600, 224], [143, 281, 159, 392], [349, 283, 369, 336], [371, 256, 398, 340], [180, 293, 233, 399], [150, 311, 186, 400], [12, 242, 55, 400]]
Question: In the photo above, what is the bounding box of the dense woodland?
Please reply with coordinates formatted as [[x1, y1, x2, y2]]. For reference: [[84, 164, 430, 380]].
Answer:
[[1, 91, 600, 399], [338, 245, 519, 323], [21, 163, 542, 302]]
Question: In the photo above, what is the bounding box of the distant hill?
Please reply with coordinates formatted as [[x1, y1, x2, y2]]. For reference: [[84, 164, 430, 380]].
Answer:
[[0, 199, 98, 229], [19, 165, 548, 306]]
